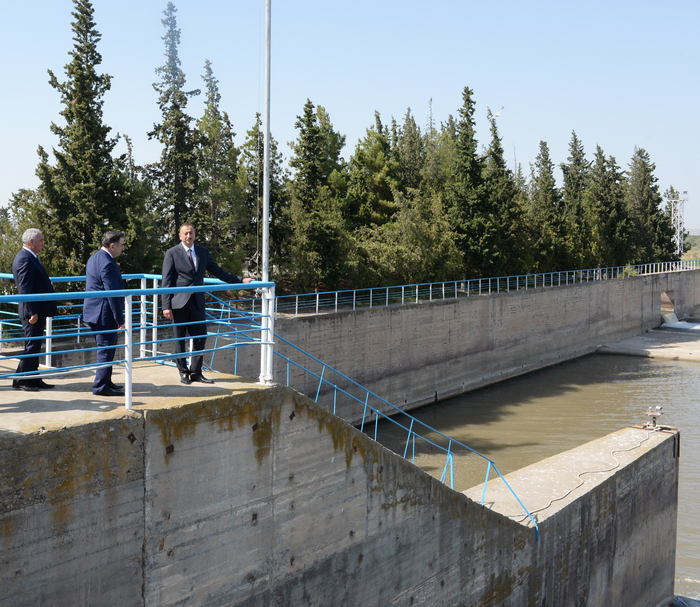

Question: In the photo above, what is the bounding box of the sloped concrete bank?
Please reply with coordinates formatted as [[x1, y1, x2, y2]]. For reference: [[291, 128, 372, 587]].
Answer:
[[0, 385, 679, 606]]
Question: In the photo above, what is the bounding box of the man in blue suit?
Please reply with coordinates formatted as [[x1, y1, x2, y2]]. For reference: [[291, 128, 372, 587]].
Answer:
[[83, 231, 126, 397], [12, 228, 57, 391], [162, 224, 253, 384]]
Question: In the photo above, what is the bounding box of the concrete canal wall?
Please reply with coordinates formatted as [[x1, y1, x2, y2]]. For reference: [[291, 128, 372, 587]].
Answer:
[[229, 269, 700, 422], [0, 386, 678, 606]]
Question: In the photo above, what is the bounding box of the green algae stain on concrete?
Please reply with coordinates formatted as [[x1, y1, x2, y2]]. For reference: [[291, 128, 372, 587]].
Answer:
[[146, 388, 286, 466]]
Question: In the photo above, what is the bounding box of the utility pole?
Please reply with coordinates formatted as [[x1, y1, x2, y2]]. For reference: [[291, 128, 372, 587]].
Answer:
[[666, 190, 689, 256]]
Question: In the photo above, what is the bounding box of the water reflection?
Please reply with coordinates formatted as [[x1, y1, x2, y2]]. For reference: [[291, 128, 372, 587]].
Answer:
[[367, 354, 700, 599]]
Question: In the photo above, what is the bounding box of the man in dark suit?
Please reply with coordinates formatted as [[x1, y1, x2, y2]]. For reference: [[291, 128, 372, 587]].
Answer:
[[12, 228, 57, 391], [161, 223, 253, 384], [83, 231, 126, 397]]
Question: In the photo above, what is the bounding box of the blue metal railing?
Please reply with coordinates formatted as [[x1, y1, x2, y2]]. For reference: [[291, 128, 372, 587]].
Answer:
[[271, 332, 540, 538], [274, 260, 700, 317], [1, 270, 540, 533], [0, 275, 275, 408]]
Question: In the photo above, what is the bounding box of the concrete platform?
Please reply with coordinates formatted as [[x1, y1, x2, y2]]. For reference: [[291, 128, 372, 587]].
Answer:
[[0, 359, 266, 436], [598, 327, 700, 362], [463, 425, 678, 526]]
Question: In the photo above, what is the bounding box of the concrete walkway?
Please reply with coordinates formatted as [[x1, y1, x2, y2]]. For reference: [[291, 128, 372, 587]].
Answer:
[[0, 359, 265, 436], [463, 425, 676, 526], [598, 326, 700, 362]]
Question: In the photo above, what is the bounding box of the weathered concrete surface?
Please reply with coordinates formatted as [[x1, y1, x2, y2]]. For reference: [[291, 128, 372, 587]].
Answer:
[[599, 327, 700, 362], [1, 377, 680, 606], [41, 271, 700, 425], [228, 271, 700, 423], [465, 425, 680, 607]]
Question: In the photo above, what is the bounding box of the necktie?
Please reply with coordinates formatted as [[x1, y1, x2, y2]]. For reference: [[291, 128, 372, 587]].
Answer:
[[187, 248, 195, 270]]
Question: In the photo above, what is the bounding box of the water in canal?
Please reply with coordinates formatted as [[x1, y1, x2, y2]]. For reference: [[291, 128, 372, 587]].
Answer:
[[370, 354, 699, 598]]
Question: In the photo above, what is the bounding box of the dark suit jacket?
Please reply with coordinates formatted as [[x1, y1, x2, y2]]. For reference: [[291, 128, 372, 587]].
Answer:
[[83, 248, 125, 328], [161, 243, 243, 312], [12, 247, 57, 319]]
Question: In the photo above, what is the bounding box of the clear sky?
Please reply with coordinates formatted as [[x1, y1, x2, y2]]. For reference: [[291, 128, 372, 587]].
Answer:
[[1, 0, 698, 227]]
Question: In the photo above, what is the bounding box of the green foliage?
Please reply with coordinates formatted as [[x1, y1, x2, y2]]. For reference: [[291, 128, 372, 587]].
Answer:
[[583, 146, 633, 267], [345, 112, 399, 230], [238, 113, 289, 274], [527, 141, 566, 271], [148, 1, 201, 245], [354, 189, 461, 286], [286, 100, 350, 291], [30, 0, 143, 276], [626, 148, 676, 263], [560, 131, 591, 268], [7, 0, 681, 296]]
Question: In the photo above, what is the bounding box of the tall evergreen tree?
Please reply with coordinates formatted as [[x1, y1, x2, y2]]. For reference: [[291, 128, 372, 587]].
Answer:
[[31, 0, 139, 275], [345, 112, 399, 230], [583, 146, 632, 267], [395, 108, 424, 191], [444, 87, 490, 276], [194, 59, 246, 269], [482, 110, 528, 275], [148, 1, 200, 243], [238, 113, 289, 273], [560, 131, 591, 268], [527, 141, 566, 271], [286, 100, 349, 290], [625, 147, 675, 263]]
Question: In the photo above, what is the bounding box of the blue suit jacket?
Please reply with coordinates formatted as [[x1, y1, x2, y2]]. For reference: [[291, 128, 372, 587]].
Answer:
[[12, 247, 57, 319], [83, 249, 125, 328]]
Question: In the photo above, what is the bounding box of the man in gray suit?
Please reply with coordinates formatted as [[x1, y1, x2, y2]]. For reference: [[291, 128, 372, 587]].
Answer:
[[161, 224, 253, 384]]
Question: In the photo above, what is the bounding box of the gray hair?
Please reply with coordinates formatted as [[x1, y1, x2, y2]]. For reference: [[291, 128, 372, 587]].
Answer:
[[22, 228, 42, 245]]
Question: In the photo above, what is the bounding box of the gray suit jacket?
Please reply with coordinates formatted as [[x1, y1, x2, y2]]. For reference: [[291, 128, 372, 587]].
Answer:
[[161, 243, 243, 312]]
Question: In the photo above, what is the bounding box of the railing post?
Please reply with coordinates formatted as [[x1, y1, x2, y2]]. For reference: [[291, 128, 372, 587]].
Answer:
[[45, 317, 53, 368], [259, 285, 275, 385], [370, 289, 373, 309], [386, 287, 389, 307], [402, 286, 405, 305], [353, 291, 356, 311], [335, 292, 338, 313], [140, 277, 147, 359], [295, 295, 298, 317], [316, 292, 319, 315], [415, 285, 418, 303], [0, 322, 3, 354], [125, 294, 133, 411], [152, 278, 159, 357]]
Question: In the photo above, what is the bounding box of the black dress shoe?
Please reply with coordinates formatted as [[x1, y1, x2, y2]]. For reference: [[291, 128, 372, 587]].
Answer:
[[95, 388, 125, 397], [190, 373, 214, 384], [13, 382, 39, 392], [108, 382, 123, 391], [37, 380, 55, 389], [180, 373, 192, 385]]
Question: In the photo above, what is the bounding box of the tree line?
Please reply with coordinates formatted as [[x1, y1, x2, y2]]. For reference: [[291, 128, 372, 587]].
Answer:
[[0, 0, 681, 295]]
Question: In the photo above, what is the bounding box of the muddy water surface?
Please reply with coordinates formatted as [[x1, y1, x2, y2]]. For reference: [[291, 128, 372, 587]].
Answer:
[[370, 355, 699, 598]]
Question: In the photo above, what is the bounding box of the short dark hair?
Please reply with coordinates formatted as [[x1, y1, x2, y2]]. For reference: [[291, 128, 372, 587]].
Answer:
[[102, 231, 125, 248]]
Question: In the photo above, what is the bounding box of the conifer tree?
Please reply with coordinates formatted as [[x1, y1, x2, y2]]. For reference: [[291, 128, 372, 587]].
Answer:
[[626, 148, 675, 263], [445, 87, 496, 277], [395, 108, 424, 192], [286, 100, 349, 290], [31, 0, 139, 275], [345, 112, 399, 230], [238, 113, 288, 272], [482, 110, 528, 275], [560, 131, 591, 268], [527, 141, 566, 271], [583, 146, 632, 267], [148, 1, 200, 243], [194, 60, 246, 268]]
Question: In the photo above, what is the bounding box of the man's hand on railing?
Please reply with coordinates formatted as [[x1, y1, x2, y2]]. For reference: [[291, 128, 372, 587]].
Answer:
[[163, 309, 173, 320]]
